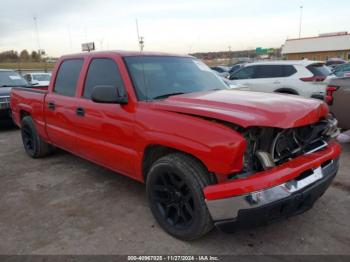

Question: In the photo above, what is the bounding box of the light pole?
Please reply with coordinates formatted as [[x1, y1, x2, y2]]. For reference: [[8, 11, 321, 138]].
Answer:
[[33, 16, 41, 52], [299, 5, 303, 39], [136, 19, 145, 51]]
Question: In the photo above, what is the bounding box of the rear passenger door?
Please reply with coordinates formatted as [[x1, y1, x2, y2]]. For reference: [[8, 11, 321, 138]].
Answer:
[[247, 65, 286, 93], [45, 59, 83, 152], [74, 58, 137, 177]]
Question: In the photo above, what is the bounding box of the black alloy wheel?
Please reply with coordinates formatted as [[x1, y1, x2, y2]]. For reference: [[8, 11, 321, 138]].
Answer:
[[146, 153, 213, 240], [22, 123, 35, 155], [21, 116, 53, 158], [151, 171, 195, 229]]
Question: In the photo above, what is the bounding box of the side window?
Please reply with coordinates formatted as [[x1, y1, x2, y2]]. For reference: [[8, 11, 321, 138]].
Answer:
[[54, 59, 83, 97], [83, 58, 125, 99], [344, 65, 350, 71], [283, 65, 297, 77], [255, 65, 284, 78], [231, 66, 256, 80]]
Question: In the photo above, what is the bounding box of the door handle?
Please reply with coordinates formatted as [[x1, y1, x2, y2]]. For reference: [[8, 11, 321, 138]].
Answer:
[[48, 101, 56, 110], [76, 107, 85, 117], [273, 81, 281, 84]]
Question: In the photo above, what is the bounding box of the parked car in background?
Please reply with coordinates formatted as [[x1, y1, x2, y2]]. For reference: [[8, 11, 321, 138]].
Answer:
[[10, 51, 341, 240], [210, 66, 230, 78], [331, 63, 350, 77], [325, 77, 350, 130], [0, 69, 31, 118], [326, 58, 346, 69], [23, 72, 52, 86], [229, 60, 332, 99]]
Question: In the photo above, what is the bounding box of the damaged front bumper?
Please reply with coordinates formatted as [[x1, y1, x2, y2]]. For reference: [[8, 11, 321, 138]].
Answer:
[[204, 141, 341, 232]]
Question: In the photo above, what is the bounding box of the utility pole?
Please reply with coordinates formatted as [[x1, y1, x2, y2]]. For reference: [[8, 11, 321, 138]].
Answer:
[[136, 19, 144, 51], [299, 5, 303, 39]]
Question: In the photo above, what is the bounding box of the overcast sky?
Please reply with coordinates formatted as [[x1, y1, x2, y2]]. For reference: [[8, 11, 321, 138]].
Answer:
[[1, 0, 349, 56]]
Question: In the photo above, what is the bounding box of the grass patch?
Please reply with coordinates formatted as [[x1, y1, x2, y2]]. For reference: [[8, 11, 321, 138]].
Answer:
[[0, 62, 55, 71]]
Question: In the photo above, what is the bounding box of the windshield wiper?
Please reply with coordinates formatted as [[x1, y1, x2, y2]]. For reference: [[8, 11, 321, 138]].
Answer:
[[152, 92, 185, 100]]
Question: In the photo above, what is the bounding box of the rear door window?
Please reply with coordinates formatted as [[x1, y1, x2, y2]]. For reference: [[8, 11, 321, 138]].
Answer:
[[255, 65, 284, 78], [283, 65, 297, 77], [54, 59, 84, 97]]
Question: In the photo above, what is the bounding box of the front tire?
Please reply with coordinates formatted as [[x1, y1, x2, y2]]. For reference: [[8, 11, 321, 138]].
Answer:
[[21, 116, 53, 158], [146, 153, 213, 240]]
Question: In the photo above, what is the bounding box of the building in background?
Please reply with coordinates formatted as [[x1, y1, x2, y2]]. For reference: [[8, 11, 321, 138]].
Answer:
[[282, 32, 350, 61]]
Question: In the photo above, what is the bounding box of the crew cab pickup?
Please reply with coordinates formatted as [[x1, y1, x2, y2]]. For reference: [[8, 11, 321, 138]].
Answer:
[[11, 51, 341, 240]]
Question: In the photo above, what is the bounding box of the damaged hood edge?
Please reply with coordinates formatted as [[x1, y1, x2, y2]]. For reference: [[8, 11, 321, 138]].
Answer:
[[151, 90, 329, 129]]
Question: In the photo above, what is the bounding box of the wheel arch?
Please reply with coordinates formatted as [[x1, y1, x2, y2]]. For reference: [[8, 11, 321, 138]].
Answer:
[[142, 144, 217, 184], [20, 110, 31, 120], [274, 88, 299, 95]]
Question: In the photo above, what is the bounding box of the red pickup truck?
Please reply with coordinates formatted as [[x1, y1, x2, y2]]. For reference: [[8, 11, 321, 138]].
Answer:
[[11, 51, 341, 240]]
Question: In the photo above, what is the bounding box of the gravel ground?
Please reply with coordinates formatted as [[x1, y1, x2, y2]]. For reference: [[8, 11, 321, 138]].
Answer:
[[0, 119, 349, 255]]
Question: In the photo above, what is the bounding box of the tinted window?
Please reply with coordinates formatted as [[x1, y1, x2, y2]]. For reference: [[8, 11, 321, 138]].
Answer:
[[83, 58, 124, 99], [230, 66, 256, 80], [283, 65, 297, 77], [54, 59, 83, 96], [255, 65, 285, 78], [124, 56, 227, 101], [307, 64, 331, 77]]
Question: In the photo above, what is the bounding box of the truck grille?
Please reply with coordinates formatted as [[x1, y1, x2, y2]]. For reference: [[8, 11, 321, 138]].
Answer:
[[0, 96, 10, 104], [240, 116, 339, 175], [0, 96, 10, 109]]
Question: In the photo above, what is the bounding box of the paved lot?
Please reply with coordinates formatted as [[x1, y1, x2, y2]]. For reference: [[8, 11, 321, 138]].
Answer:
[[0, 119, 349, 255]]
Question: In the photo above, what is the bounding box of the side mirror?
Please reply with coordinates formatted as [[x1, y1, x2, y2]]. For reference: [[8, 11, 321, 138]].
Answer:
[[91, 85, 128, 104]]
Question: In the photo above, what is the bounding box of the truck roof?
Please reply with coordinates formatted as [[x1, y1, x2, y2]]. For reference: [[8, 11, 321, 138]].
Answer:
[[60, 50, 192, 59]]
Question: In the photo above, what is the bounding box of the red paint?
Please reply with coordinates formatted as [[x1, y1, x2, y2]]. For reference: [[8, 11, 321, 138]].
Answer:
[[10, 51, 340, 199], [204, 141, 341, 200], [325, 85, 338, 105], [153, 90, 329, 128]]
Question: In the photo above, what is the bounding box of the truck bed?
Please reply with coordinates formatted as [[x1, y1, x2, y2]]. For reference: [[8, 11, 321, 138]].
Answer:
[[10, 87, 48, 135]]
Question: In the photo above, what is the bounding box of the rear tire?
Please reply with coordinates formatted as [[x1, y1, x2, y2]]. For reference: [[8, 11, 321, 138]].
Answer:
[[146, 153, 213, 240], [21, 116, 53, 158]]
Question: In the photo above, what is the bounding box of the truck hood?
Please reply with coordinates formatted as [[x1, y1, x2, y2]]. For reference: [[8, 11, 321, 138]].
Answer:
[[0, 87, 12, 96], [151, 90, 329, 128]]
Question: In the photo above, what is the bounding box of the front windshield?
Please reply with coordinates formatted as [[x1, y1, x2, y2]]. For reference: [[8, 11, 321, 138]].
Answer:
[[124, 56, 227, 101], [33, 74, 51, 81], [0, 71, 29, 87]]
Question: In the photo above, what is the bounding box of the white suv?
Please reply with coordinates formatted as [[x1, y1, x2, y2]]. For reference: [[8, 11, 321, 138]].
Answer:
[[228, 60, 333, 99]]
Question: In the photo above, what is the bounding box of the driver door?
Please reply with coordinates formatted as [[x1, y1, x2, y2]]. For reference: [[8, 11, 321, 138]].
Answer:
[[73, 57, 137, 177]]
